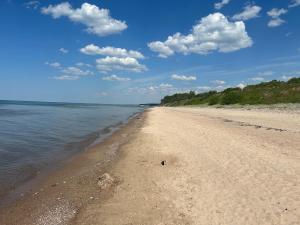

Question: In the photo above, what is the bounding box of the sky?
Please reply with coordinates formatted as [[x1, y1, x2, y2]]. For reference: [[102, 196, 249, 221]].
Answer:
[[0, 0, 300, 104]]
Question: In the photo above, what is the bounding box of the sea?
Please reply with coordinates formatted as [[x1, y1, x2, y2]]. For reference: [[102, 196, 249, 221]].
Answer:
[[0, 100, 143, 201]]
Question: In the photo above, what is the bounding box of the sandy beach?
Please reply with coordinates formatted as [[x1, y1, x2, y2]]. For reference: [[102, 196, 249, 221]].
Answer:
[[1, 106, 300, 225]]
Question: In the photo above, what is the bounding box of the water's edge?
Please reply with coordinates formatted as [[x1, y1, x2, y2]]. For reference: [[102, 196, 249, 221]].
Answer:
[[0, 110, 143, 208]]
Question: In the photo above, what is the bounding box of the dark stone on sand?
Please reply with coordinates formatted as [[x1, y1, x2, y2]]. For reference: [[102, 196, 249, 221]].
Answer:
[[161, 160, 166, 166]]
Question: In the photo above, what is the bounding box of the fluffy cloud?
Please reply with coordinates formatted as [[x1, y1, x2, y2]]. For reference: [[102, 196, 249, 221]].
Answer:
[[62, 67, 94, 76], [45, 62, 61, 68], [267, 8, 288, 27], [96, 57, 147, 73], [59, 48, 68, 54], [214, 0, 230, 10], [41, 2, 127, 36], [171, 74, 197, 81], [211, 80, 226, 85], [268, 18, 285, 27], [147, 42, 174, 58], [80, 44, 144, 59], [267, 8, 288, 18], [102, 75, 131, 81], [49, 63, 94, 81], [232, 5, 262, 21], [148, 13, 252, 58], [289, 0, 300, 8]]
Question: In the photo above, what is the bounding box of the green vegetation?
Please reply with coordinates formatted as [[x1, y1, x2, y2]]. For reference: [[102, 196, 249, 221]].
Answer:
[[161, 77, 300, 106]]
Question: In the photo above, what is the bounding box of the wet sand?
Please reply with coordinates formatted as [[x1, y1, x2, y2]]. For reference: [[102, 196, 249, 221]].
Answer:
[[1, 106, 300, 225]]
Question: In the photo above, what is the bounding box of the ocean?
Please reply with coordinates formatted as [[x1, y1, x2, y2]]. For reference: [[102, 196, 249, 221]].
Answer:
[[0, 100, 143, 200]]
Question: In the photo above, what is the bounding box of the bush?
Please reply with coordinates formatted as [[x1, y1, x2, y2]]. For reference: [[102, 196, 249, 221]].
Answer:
[[160, 77, 300, 106], [221, 89, 242, 105]]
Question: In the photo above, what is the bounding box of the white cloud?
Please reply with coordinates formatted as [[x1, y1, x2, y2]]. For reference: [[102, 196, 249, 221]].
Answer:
[[128, 84, 176, 95], [197, 86, 212, 92], [289, 0, 300, 8], [49, 63, 94, 81], [59, 48, 68, 54], [237, 83, 246, 89], [102, 75, 131, 81], [147, 42, 174, 58], [232, 4, 262, 21], [80, 44, 144, 59], [159, 83, 173, 88], [267, 8, 288, 27], [214, 0, 230, 10], [96, 57, 147, 73], [267, 8, 288, 18], [76, 62, 92, 67], [250, 77, 264, 81], [148, 13, 252, 58], [24, 1, 40, 10], [268, 18, 285, 27], [62, 66, 94, 76], [171, 74, 197, 81], [281, 75, 293, 81], [215, 85, 228, 91], [211, 80, 226, 85], [41, 2, 127, 36], [53, 75, 79, 80], [45, 62, 61, 68]]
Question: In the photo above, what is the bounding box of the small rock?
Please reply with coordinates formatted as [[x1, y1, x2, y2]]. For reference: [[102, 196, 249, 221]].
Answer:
[[97, 173, 115, 190], [161, 160, 166, 166]]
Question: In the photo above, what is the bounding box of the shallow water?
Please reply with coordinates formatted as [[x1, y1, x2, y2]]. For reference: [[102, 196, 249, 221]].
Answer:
[[0, 100, 143, 197]]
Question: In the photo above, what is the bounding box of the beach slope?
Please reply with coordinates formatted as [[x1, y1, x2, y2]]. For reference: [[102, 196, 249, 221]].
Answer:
[[1, 106, 300, 225], [75, 106, 300, 224]]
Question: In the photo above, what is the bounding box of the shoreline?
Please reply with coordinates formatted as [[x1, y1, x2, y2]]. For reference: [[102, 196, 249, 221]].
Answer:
[[1, 106, 300, 224], [0, 110, 146, 224], [0, 110, 143, 208]]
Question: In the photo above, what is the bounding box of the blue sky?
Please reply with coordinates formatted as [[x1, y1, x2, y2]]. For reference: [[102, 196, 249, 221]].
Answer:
[[0, 0, 300, 104]]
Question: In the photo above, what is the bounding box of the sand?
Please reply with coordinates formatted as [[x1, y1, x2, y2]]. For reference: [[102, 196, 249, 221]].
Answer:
[[1, 106, 299, 225]]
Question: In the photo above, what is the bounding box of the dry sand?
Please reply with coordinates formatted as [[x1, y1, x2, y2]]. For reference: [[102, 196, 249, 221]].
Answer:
[[1, 106, 300, 225]]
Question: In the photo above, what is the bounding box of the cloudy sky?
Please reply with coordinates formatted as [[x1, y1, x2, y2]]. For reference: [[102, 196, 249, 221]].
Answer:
[[1, 0, 300, 104]]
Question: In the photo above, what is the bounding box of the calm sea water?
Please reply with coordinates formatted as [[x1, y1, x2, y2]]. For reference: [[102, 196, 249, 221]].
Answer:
[[0, 100, 143, 197]]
